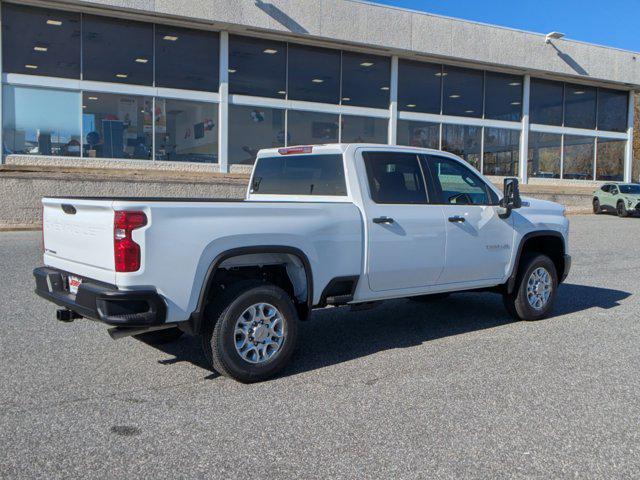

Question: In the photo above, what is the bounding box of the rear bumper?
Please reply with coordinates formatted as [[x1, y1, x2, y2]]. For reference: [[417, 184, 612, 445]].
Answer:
[[561, 254, 571, 283], [33, 267, 166, 327]]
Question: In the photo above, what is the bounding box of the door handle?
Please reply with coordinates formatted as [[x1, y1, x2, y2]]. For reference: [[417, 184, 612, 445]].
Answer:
[[373, 216, 395, 224], [448, 215, 466, 223]]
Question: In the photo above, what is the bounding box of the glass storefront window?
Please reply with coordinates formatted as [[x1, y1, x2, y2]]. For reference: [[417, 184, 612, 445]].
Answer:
[[288, 44, 341, 104], [228, 105, 285, 165], [229, 35, 287, 99], [442, 66, 483, 118], [483, 128, 520, 176], [598, 88, 628, 133], [441, 124, 482, 170], [3, 85, 81, 156], [530, 78, 564, 126], [564, 84, 596, 129], [287, 110, 339, 146], [396, 120, 439, 149], [155, 25, 219, 92], [83, 15, 153, 86], [341, 52, 390, 109], [154, 99, 218, 163], [398, 60, 442, 114], [528, 132, 561, 179], [563, 135, 594, 180], [484, 72, 522, 122], [596, 138, 625, 181], [82, 92, 152, 159], [340, 115, 387, 144], [2, 3, 80, 79]]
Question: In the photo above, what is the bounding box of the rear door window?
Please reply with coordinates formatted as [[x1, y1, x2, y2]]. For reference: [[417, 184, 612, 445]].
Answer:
[[363, 152, 428, 204], [251, 154, 347, 196]]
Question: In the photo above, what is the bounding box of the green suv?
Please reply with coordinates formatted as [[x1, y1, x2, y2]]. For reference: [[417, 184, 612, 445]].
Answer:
[[593, 183, 640, 217]]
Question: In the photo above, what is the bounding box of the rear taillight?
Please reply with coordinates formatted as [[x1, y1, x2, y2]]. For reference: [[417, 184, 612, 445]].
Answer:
[[114, 211, 147, 272]]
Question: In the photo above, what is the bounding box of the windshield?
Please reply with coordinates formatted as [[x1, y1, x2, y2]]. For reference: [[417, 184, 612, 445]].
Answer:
[[620, 185, 640, 194]]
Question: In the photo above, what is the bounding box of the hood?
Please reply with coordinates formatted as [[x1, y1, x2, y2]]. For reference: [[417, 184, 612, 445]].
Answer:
[[519, 196, 565, 213]]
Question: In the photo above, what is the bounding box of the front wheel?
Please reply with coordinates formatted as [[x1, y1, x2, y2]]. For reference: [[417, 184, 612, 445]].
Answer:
[[503, 254, 558, 321], [617, 201, 629, 218], [201, 282, 299, 383], [593, 198, 601, 214]]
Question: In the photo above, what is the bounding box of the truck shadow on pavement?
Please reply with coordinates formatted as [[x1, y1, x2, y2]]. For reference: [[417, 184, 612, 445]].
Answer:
[[145, 283, 630, 379]]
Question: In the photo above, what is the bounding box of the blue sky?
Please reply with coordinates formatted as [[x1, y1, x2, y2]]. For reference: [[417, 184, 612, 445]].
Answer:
[[373, 0, 639, 52]]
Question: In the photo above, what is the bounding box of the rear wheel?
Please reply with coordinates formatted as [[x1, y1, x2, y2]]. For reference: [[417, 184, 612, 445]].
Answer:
[[503, 254, 557, 321], [593, 198, 601, 214], [617, 201, 629, 218], [201, 281, 299, 383]]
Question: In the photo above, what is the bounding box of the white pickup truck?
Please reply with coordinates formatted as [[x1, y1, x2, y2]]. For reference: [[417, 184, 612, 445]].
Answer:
[[35, 144, 570, 382]]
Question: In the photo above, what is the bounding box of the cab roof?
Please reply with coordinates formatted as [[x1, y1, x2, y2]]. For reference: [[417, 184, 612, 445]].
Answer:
[[256, 143, 448, 158]]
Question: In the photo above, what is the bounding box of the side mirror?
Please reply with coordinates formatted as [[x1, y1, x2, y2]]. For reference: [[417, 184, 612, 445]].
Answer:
[[499, 177, 522, 218]]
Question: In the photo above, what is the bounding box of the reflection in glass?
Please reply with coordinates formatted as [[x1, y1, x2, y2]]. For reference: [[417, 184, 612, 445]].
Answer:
[[287, 110, 339, 146], [598, 89, 628, 133], [442, 66, 483, 118], [82, 92, 152, 159], [229, 35, 286, 98], [530, 78, 563, 126], [441, 124, 482, 170], [229, 105, 285, 165], [2, 3, 80, 78], [341, 52, 390, 109], [398, 60, 442, 114], [483, 128, 520, 176], [596, 138, 625, 181], [3, 85, 81, 156], [396, 120, 439, 149], [563, 135, 594, 180], [564, 84, 596, 129], [288, 44, 340, 104], [528, 132, 561, 178], [484, 72, 522, 121], [83, 15, 153, 86], [154, 99, 218, 163], [341, 115, 387, 144], [155, 25, 219, 92]]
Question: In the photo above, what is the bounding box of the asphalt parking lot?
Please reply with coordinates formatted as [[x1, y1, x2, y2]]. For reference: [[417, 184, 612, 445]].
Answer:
[[1, 214, 639, 479]]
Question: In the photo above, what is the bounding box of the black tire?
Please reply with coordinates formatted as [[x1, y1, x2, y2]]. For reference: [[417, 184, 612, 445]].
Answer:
[[617, 201, 629, 218], [593, 198, 601, 214], [409, 293, 450, 303], [503, 254, 558, 321], [201, 281, 299, 383], [136, 327, 183, 344]]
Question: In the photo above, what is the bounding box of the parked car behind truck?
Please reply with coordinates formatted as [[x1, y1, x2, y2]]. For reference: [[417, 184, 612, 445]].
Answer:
[[34, 144, 571, 382], [593, 183, 640, 217]]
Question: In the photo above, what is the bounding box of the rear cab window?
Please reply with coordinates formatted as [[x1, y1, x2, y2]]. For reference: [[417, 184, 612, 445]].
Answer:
[[250, 154, 347, 197]]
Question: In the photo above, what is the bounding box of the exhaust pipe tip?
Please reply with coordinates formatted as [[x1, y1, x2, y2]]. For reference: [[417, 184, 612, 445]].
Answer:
[[56, 309, 81, 322]]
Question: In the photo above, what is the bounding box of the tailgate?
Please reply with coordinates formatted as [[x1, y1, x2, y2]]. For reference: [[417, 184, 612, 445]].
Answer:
[[42, 198, 116, 284]]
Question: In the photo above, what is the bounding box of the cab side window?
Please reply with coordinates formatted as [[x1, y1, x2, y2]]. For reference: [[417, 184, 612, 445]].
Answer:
[[425, 155, 498, 206], [363, 152, 428, 204], [600, 185, 611, 193]]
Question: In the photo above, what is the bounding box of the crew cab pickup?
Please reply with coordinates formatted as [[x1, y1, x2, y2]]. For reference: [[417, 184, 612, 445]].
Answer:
[[35, 144, 570, 382]]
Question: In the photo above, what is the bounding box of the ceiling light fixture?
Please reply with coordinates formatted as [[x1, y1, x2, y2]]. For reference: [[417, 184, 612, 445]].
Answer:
[[406, 104, 416, 108], [312, 78, 324, 83], [116, 73, 128, 78], [46, 19, 62, 26], [342, 97, 351, 102], [434, 72, 448, 77], [263, 48, 278, 54], [465, 110, 474, 114], [380, 86, 390, 91], [163, 35, 178, 41], [34, 46, 48, 52], [449, 94, 461, 99], [228, 68, 236, 73], [509, 82, 521, 86], [510, 101, 521, 106], [278, 90, 286, 95], [88, 96, 98, 100], [25, 64, 38, 69], [135, 58, 148, 63], [574, 90, 585, 95], [360, 62, 374, 67]]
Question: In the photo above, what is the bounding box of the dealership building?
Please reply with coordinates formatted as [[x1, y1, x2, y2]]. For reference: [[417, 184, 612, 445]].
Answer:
[[1, 0, 639, 226]]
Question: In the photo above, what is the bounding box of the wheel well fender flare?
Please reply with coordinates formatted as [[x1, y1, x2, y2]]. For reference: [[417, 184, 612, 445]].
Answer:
[[189, 246, 314, 333], [507, 230, 566, 294]]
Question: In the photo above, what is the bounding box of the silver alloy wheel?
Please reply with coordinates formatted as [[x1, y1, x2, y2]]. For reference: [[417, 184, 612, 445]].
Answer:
[[234, 302, 286, 364], [526, 267, 552, 310]]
